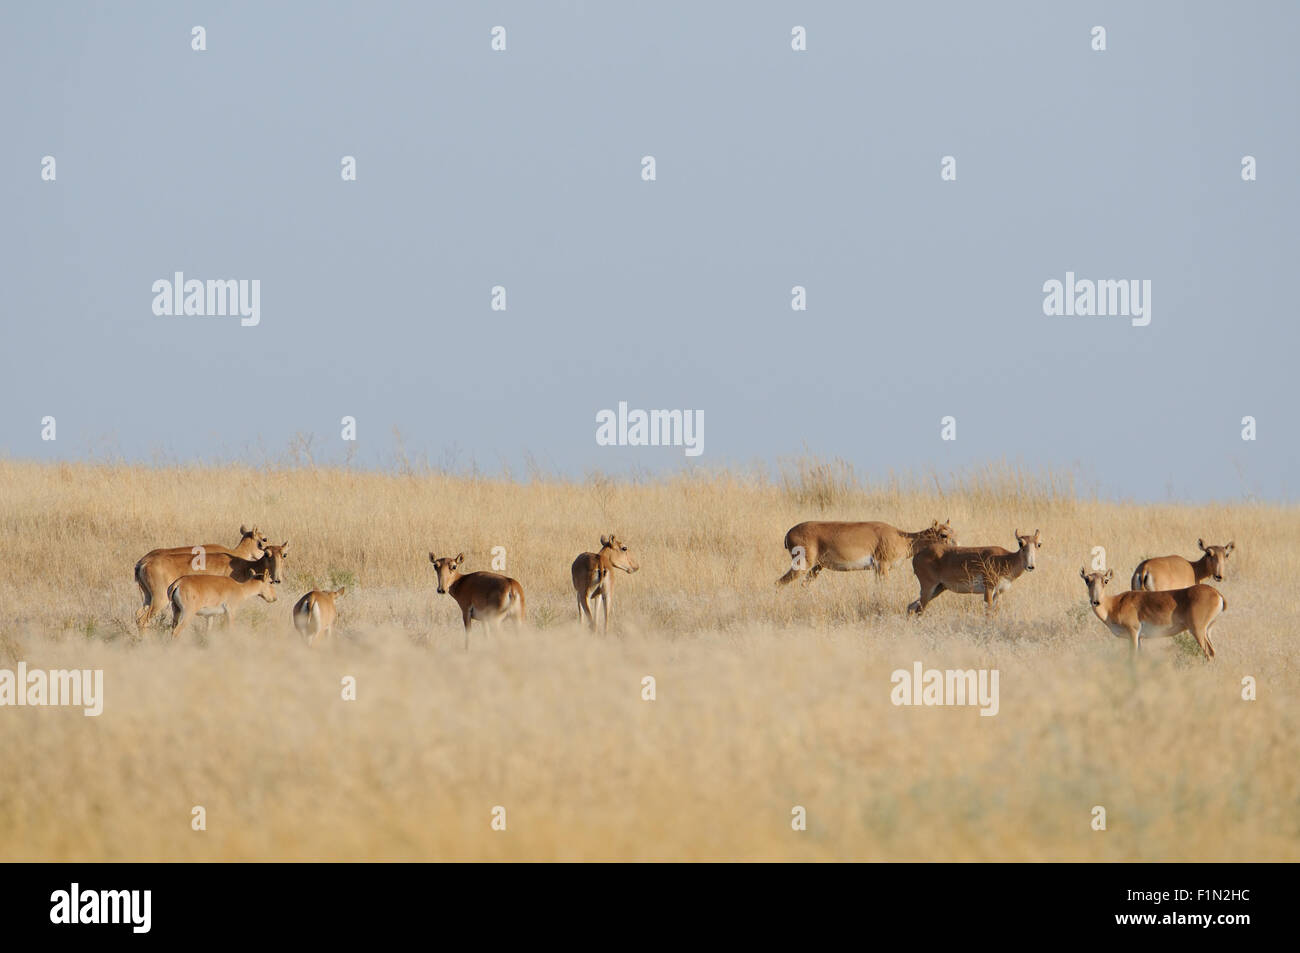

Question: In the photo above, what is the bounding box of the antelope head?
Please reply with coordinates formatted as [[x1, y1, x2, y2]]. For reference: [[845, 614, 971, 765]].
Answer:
[[255, 570, 279, 603], [429, 552, 465, 593], [1014, 529, 1042, 571], [240, 524, 269, 556], [1079, 567, 1113, 607], [927, 518, 957, 546], [1197, 539, 1234, 582], [601, 534, 640, 574], [260, 541, 289, 585]]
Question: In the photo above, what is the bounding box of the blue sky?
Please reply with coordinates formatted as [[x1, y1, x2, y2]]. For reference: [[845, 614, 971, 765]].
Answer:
[[2, 1, 1297, 501]]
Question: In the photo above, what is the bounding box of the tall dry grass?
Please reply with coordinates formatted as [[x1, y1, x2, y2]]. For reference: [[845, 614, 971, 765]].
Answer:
[[0, 459, 1296, 860]]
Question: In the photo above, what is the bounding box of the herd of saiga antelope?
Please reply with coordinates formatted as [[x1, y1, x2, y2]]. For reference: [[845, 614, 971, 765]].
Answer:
[[131, 518, 1235, 658]]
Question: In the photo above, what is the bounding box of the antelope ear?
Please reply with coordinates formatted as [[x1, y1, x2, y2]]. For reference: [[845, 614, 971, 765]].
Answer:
[[600, 535, 610, 546], [1079, 567, 1088, 580], [335, 587, 346, 597], [1104, 569, 1114, 583], [455, 553, 465, 565], [240, 524, 250, 535], [1225, 541, 1235, 554], [1013, 528, 1020, 539], [1198, 538, 1206, 551], [280, 540, 290, 553], [429, 552, 437, 564]]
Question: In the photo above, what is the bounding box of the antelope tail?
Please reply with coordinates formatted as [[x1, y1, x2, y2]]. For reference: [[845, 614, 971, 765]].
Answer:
[[135, 559, 151, 605], [295, 593, 319, 633]]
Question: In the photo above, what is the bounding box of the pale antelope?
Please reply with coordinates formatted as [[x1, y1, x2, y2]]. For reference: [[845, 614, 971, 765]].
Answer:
[[1081, 568, 1225, 659], [293, 588, 346, 647], [572, 534, 640, 634], [1131, 539, 1234, 591], [907, 529, 1042, 616], [777, 519, 956, 586], [429, 552, 526, 650], [135, 541, 289, 631], [149, 524, 268, 559], [134, 526, 267, 629], [168, 571, 278, 639]]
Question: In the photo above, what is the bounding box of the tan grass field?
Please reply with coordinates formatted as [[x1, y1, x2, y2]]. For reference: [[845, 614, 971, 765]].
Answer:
[[0, 458, 1296, 861]]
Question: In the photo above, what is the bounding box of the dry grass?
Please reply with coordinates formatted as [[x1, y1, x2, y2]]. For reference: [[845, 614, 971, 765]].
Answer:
[[0, 459, 1296, 861]]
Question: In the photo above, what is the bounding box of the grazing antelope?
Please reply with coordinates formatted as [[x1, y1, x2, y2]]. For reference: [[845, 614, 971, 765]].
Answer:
[[1131, 539, 1234, 591], [134, 541, 289, 631], [429, 552, 526, 650], [293, 588, 346, 647], [167, 571, 278, 639], [1081, 568, 1225, 659], [572, 535, 640, 634], [907, 529, 1042, 616], [777, 519, 956, 586]]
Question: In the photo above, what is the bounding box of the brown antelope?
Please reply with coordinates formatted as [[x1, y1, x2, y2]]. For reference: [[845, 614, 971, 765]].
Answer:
[[168, 571, 278, 639], [777, 519, 956, 586], [429, 553, 526, 650], [135, 541, 289, 631], [1131, 539, 1234, 591], [293, 587, 346, 647], [1081, 568, 1225, 659], [907, 529, 1042, 616], [572, 535, 640, 634]]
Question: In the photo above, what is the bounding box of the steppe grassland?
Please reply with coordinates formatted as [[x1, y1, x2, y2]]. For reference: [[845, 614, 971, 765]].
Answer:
[[0, 459, 1295, 860]]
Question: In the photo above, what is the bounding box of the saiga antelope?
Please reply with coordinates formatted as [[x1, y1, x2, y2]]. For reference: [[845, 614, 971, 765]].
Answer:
[[429, 553, 526, 650], [293, 588, 346, 647], [778, 519, 956, 586], [134, 525, 267, 629], [907, 529, 1042, 616], [1131, 539, 1234, 591], [168, 571, 278, 639], [1081, 568, 1225, 659], [135, 541, 289, 631], [147, 524, 268, 559], [572, 534, 640, 633]]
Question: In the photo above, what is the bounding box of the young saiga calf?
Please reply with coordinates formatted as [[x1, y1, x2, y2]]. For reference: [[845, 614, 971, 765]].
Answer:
[[293, 587, 346, 647], [168, 571, 278, 639]]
